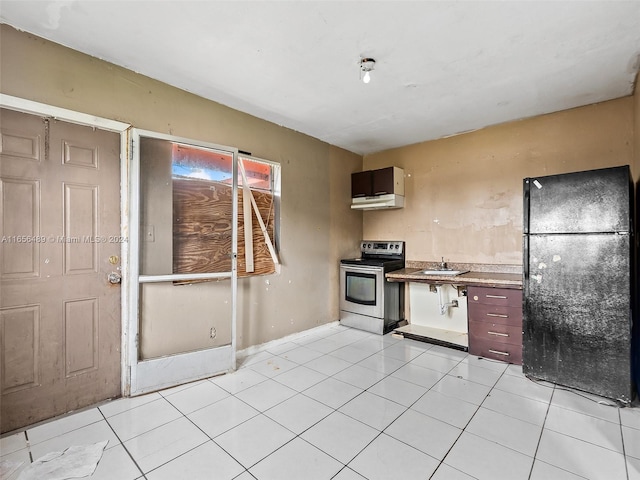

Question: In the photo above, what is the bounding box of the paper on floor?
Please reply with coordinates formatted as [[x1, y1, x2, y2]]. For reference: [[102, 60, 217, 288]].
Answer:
[[17, 440, 108, 480]]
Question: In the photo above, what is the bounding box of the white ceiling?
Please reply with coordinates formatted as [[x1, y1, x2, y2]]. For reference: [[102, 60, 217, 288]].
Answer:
[[2, 1, 640, 155]]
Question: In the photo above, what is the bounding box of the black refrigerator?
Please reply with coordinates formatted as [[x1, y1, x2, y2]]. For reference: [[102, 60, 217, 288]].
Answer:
[[523, 165, 638, 404]]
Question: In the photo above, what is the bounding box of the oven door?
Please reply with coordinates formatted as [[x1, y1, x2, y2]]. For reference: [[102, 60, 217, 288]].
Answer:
[[340, 264, 384, 318]]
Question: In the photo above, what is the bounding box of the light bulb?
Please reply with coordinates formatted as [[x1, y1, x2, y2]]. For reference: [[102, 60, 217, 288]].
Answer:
[[363, 71, 371, 84]]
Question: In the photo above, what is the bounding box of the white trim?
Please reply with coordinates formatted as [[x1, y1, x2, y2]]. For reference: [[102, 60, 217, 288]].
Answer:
[[0, 94, 133, 397], [0, 94, 129, 132]]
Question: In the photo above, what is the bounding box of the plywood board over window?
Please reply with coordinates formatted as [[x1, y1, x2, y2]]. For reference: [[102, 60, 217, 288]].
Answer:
[[173, 178, 276, 277]]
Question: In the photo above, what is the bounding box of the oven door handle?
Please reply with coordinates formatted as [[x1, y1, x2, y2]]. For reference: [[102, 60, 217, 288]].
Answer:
[[341, 265, 384, 274]]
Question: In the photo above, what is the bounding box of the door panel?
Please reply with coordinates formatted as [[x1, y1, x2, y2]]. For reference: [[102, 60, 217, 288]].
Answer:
[[0, 108, 121, 433]]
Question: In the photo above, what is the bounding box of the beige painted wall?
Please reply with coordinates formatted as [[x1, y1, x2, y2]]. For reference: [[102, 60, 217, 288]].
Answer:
[[0, 25, 363, 350], [364, 97, 635, 265]]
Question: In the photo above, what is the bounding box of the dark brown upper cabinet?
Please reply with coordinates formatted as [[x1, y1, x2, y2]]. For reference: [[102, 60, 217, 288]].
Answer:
[[351, 167, 404, 198]]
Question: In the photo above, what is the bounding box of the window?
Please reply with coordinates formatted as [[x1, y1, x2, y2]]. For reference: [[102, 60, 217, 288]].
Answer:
[[139, 136, 280, 279]]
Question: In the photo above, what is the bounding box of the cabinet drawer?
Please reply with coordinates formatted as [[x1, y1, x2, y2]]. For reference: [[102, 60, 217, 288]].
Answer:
[[469, 320, 522, 346], [469, 338, 522, 365], [468, 286, 522, 307], [467, 304, 522, 326]]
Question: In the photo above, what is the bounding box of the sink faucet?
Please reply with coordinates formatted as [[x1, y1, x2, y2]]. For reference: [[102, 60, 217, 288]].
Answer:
[[440, 257, 447, 270]]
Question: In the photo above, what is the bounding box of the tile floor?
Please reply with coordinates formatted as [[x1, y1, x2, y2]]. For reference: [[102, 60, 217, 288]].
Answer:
[[2, 323, 640, 480]]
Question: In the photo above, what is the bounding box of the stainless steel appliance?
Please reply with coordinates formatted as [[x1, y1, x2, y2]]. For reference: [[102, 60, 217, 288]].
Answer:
[[340, 241, 405, 334], [523, 165, 639, 403]]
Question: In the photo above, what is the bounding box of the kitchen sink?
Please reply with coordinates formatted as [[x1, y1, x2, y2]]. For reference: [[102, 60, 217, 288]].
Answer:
[[421, 269, 469, 276]]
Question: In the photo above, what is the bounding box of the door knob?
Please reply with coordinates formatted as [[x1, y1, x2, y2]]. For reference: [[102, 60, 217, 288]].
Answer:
[[108, 272, 122, 284]]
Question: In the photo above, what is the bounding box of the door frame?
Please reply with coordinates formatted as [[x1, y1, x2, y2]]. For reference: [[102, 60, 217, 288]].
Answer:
[[0, 94, 132, 395], [128, 129, 238, 395]]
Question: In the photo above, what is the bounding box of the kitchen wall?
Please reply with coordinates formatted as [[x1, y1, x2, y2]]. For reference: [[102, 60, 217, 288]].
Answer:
[[0, 25, 363, 350], [363, 96, 636, 265]]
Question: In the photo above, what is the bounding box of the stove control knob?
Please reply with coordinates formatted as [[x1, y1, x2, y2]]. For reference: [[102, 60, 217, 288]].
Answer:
[[368, 243, 372, 248]]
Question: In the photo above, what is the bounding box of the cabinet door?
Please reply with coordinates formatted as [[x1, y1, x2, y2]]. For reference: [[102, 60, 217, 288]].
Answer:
[[351, 171, 372, 197], [372, 167, 395, 195]]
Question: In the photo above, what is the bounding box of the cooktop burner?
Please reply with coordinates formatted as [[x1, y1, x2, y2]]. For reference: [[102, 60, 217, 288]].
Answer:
[[340, 240, 405, 271]]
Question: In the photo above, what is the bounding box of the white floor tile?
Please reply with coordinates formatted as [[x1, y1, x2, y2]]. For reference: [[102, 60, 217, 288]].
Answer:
[[214, 414, 295, 469], [481, 387, 549, 426], [145, 441, 244, 480], [29, 420, 120, 460], [409, 351, 461, 373], [494, 374, 554, 403], [0, 448, 30, 480], [278, 345, 325, 364], [237, 350, 275, 368], [329, 345, 376, 364], [209, 368, 268, 394], [265, 341, 299, 355], [234, 378, 297, 412], [333, 363, 386, 390], [385, 408, 461, 460], [99, 392, 163, 418], [448, 362, 503, 387], [249, 437, 342, 480], [357, 352, 406, 375], [623, 425, 640, 460], [551, 388, 620, 423], [304, 338, 343, 354], [332, 467, 367, 480], [246, 356, 299, 378], [431, 374, 492, 405], [271, 365, 328, 392], [10, 325, 640, 480], [379, 342, 425, 362], [350, 336, 396, 354], [529, 460, 589, 480], [0, 432, 27, 456], [504, 363, 524, 377], [367, 375, 427, 407], [164, 380, 229, 414], [107, 398, 182, 442], [461, 354, 509, 372], [536, 429, 627, 479], [348, 433, 440, 480], [390, 363, 445, 389], [444, 432, 533, 480], [187, 395, 259, 438], [264, 394, 333, 434], [304, 354, 353, 376], [465, 407, 542, 456], [621, 406, 640, 430], [629, 456, 640, 480], [90, 444, 142, 480], [303, 377, 364, 409], [124, 416, 208, 473], [427, 345, 469, 361], [26, 408, 104, 445], [411, 390, 478, 429], [430, 463, 478, 480], [339, 391, 406, 431], [301, 411, 379, 464], [544, 405, 623, 453]]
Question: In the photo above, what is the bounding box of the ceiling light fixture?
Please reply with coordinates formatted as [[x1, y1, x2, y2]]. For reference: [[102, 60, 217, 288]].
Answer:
[[360, 58, 376, 84]]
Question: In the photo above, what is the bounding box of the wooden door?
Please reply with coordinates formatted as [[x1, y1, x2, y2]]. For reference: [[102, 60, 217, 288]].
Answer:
[[0, 108, 122, 433]]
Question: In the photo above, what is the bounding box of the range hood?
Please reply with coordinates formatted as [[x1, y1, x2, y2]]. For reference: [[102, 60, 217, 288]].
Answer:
[[351, 194, 405, 211]]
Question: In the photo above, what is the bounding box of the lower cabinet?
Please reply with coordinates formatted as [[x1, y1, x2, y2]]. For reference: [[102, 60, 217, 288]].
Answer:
[[467, 286, 523, 365]]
